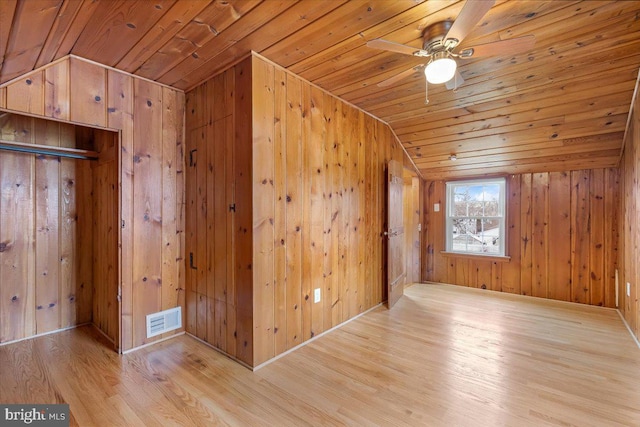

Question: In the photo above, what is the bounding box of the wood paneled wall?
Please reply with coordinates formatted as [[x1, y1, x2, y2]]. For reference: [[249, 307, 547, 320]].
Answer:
[[88, 129, 119, 342], [0, 56, 185, 351], [620, 85, 639, 341], [0, 115, 93, 342], [184, 57, 253, 365], [404, 174, 422, 285], [185, 53, 414, 367], [251, 54, 406, 366], [423, 169, 619, 308]]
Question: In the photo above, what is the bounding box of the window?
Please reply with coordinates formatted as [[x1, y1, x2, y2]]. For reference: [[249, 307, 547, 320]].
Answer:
[[446, 178, 506, 256]]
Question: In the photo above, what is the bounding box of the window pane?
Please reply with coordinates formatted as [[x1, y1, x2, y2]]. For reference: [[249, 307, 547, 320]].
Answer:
[[453, 187, 469, 216], [477, 219, 501, 254], [468, 200, 483, 216], [484, 200, 499, 216], [447, 179, 505, 256]]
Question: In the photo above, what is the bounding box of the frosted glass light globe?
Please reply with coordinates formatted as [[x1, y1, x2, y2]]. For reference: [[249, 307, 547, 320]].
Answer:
[[425, 54, 457, 84]]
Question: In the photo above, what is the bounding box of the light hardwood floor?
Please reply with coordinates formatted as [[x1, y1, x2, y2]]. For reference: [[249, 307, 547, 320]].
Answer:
[[1, 283, 640, 426]]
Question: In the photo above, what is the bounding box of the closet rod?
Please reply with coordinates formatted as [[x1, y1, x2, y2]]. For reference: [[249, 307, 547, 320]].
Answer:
[[0, 139, 98, 160]]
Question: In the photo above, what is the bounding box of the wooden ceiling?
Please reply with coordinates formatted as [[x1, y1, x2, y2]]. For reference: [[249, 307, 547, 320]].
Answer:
[[1, 0, 639, 179]]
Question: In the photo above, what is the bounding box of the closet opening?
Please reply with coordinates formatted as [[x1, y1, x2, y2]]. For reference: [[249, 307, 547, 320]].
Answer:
[[0, 111, 119, 350]]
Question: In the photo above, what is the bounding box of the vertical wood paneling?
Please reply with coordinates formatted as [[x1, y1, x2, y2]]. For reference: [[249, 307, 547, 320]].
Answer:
[[322, 91, 335, 333], [186, 54, 413, 367], [6, 72, 44, 115], [34, 121, 60, 334], [59, 156, 77, 329], [205, 89, 216, 341], [364, 114, 375, 307], [619, 88, 639, 340], [161, 87, 183, 336], [210, 115, 225, 349], [234, 57, 253, 365], [91, 130, 118, 343], [184, 66, 244, 362], [184, 124, 198, 335], [273, 68, 287, 355], [0, 115, 102, 343], [301, 84, 312, 341], [69, 58, 106, 127], [106, 69, 134, 350], [589, 169, 605, 306], [501, 174, 521, 294], [531, 173, 549, 299], [285, 72, 303, 349], [223, 111, 235, 355], [571, 170, 590, 304], [44, 59, 69, 120], [357, 112, 367, 313], [309, 86, 325, 336], [604, 168, 619, 308], [409, 176, 421, 285], [520, 173, 533, 296], [331, 97, 343, 327], [0, 119, 35, 342], [423, 168, 619, 309], [432, 182, 447, 284], [548, 172, 571, 301], [0, 57, 185, 351], [252, 56, 275, 361], [194, 122, 207, 341], [132, 78, 163, 346], [75, 157, 93, 326]]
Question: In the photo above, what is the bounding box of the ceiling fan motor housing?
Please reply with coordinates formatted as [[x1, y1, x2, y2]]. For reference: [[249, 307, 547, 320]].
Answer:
[[422, 20, 457, 54]]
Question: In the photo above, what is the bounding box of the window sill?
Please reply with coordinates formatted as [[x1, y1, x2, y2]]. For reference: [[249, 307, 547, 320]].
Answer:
[[440, 251, 511, 262]]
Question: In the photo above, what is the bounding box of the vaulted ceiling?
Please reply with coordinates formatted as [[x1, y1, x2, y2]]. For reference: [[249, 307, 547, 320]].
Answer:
[[1, 0, 639, 179]]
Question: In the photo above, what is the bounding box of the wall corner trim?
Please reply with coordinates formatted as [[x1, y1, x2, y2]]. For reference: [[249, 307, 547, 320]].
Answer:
[[616, 309, 640, 350]]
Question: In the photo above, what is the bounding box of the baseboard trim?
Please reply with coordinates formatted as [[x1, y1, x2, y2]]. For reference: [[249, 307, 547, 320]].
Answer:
[[0, 322, 90, 347], [91, 323, 115, 345], [185, 333, 254, 371], [120, 331, 185, 355], [252, 302, 383, 371], [616, 309, 640, 350]]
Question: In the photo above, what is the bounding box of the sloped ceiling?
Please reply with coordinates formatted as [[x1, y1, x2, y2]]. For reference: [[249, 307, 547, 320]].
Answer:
[[1, 0, 639, 179]]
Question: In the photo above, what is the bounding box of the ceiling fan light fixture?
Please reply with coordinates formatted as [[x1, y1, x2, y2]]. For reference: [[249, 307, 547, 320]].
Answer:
[[425, 51, 457, 84]]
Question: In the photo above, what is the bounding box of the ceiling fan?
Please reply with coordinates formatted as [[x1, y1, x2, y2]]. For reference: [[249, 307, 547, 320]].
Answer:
[[366, 0, 535, 100]]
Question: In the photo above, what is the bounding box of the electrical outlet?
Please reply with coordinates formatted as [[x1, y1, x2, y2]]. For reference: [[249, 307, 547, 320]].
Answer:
[[434, 203, 440, 212], [314, 288, 321, 303], [627, 282, 631, 297]]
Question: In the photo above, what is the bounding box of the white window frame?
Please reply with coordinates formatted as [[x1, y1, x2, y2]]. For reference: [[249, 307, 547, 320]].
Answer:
[[445, 177, 506, 257]]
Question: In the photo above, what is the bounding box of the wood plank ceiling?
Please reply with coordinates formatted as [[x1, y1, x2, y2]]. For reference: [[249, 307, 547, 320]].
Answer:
[[1, 0, 639, 179]]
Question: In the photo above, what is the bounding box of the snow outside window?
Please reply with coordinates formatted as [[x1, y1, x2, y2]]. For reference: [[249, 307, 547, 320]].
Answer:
[[445, 178, 506, 256]]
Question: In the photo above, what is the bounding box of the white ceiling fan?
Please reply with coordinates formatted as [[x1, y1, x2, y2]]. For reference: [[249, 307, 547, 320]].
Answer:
[[366, 0, 535, 101]]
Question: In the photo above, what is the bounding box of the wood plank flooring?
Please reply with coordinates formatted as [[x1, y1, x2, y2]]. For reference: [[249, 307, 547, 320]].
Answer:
[[1, 283, 639, 426]]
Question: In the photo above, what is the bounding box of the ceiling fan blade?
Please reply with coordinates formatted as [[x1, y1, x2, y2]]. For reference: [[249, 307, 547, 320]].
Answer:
[[366, 39, 425, 57], [445, 70, 465, 90], [459, 35, 535, 58], [377, 65, 424, 88], [444, 0, 495, 46]]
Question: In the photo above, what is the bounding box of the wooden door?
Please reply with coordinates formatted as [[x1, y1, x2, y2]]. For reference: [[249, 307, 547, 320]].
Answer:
[[387, 160, 405, 308]]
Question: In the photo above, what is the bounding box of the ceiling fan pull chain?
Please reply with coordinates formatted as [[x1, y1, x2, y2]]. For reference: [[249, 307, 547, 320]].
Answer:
[[453, 72, 458, 93], [424, 80, 430, 105]]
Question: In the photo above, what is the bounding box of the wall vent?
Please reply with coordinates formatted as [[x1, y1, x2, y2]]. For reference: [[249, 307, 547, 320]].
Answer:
[[146, 307, 182, 338]]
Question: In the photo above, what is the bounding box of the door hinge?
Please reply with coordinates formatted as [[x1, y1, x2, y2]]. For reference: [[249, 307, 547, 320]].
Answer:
[[189, 149, 197, 167], [229, 203, 236, 212], [189, 252, 197, 270]]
